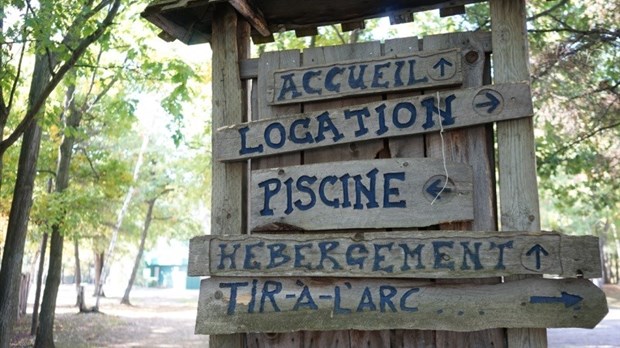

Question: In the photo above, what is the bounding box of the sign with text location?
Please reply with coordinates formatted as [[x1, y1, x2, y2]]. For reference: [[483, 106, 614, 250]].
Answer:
[[250, 158, 473, 231], [215, 83, 533, 162], [268, 48, 462, 105], [195, 277, 608, 335]]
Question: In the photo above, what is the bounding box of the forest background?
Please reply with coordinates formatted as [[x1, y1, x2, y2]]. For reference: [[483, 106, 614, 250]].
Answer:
[[0, 0, 617, 347]]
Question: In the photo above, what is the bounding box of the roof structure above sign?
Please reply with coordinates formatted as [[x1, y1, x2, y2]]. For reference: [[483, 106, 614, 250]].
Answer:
[[141, 0, 485, 45]]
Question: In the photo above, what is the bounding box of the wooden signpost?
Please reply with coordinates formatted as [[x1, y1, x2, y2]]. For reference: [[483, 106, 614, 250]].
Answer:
[[268, 48, 462, 104], [250, 158, 473, 231], [188, 231, 602, 279], [216, 82, 533, 162], [195, 277, 608, 335]]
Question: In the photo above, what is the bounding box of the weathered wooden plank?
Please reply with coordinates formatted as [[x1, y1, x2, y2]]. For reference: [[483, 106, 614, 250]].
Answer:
[[229, 0, 271, 36], [341, 21, 365, 32], [389, 10, 414, 25], [195, 277, 608, 334], [188, 231, 602, 278], [267, 48, 462, 105], [216, 82, 533, 162], [250, 158, 473, 231], [439, 5, 466, 17]]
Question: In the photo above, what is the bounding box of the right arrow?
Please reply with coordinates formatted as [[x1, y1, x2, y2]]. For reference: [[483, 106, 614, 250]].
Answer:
[[475, 92, 500, 113], [525, 244, 549, 270], [530, 292, 583, 308]]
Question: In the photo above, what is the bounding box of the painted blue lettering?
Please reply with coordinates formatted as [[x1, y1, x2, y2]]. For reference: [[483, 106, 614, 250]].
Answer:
[[383, 172, 406, 208], [348, 65, 368, 90], [433, 241, 455, 270], [353, 168, 379, 209], [295, 175, 317, 211], [325, 67, 345, 92], [356, 287, 377, 312], [258, 178, 280, 216], [400, 288, 419, 312], [217, 243, 240, 270], [373, 243, 394, 273], [302, 70, 322, 95], [399, 243, 425, 271], [267, 243, 291, 269], [490, 240, 513, 270], [340, 174, 352, 208], [260, 280, 282, 313], [392, 102, 416, 129], [421, 94, 456, 129], [374, 103, 389, 136], [277, 73, 302, 101], [220, 282, 248, 315], [393, 60, 405, 87], [264, 122, 286, 149], [371, 62, 391, 89], [243, 241, 264, 270], [407, 59, 429, 85], [379, 285, 397, 312], [334, 285, 352, 314], [318, 241, 342, 270], [293, 286, 318, 311], [315, 112, 344, 143], [346, 243, 368, 269], [460, 241, 483, 270], [319, 176, 340, 208], [344, 107, 371, 137], [284, 178, 294, 215], [248, 279, 258, 313], [294, 243, 313, 270], [238, 127, 263, 155], [289, 118, 314, 144]]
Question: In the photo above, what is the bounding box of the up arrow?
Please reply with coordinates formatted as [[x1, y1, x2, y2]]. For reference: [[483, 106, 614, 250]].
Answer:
[[432, 58, 453, 77], [530, 292, 583, 308], [474, 92, 500, 113], [525, 244, 549, 270]]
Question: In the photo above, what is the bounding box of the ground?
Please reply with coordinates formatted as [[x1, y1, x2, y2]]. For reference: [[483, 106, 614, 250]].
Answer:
[[9, 283, 620, 347]]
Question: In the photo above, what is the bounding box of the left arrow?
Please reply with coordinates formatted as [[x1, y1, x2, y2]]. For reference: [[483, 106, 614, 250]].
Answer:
[[530, 291, 583, 308], [432, 58, 453, 77], [425, 178, 451, 200]]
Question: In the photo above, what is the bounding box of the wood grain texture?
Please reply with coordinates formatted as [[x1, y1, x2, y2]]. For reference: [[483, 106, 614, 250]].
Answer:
[[195, 277, 608, 335], [491, 0, 547, 346], [208, 4, 248, 347], [268, 49, 462, 105], [250, 158, 473, 231], [189, 231, 602, 279], [216, 82, 533, 162]]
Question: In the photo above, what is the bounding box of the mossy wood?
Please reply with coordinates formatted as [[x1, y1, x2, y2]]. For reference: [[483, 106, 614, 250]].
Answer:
[[188, 231, 602, 279]]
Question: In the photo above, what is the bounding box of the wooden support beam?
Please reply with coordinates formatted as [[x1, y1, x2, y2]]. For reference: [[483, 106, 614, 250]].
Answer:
[[341, 21, 365, 32], [228, 0, 271, 37], [295, 27, 318, 37], [389, 10, 414, 25], [440, 5, 466, 17], [251, 33, 274, 44]]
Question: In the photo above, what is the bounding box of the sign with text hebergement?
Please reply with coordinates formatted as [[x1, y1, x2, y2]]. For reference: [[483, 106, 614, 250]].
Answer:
[[195, 277, 608, 335], [268, 48, 462, 105], [250, 158, 473, 231], [188, 231, 602, 279], [216, 82, 533, 162]]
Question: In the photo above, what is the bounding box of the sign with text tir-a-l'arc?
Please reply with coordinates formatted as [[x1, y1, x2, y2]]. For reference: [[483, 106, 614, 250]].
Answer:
[[188, 231, 602, 279], [250, 158, 473, 231], [215, 82, 533, 162], [268, 48, 462, 105], [195, 277, 608, 335]]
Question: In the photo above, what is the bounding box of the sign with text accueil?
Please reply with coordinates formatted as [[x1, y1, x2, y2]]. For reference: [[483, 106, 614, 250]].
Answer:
[[268, 48, 462, 105], [250, 158, 473, 231], [215, 82, 533, 162]]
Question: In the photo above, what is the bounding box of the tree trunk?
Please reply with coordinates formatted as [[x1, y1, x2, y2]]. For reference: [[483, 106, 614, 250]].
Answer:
[[35, 82, 81, 348], [93, 251, 105, 297], [121, 199, 156, 305], [74, 238, 82, 306], [0, 52, 50, 348], [30, 233, 49, 335]]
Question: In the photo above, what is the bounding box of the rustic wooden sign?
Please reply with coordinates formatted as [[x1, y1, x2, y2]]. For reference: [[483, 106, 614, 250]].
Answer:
[[195, 277, 608, 335], [268, 48, 462, 105], [215, 82, 533, 162], [250, 158, 473, 231], [188, 231, 601, 279]]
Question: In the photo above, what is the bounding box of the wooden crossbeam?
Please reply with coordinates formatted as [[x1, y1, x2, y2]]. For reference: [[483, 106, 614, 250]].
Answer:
[[440, 5, 466, 17], [229, 0, 271, 37]]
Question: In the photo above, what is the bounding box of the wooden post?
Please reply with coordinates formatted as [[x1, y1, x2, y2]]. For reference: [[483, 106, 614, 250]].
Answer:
[[210, 4, 249, 348], [491, 0, 547, 346]]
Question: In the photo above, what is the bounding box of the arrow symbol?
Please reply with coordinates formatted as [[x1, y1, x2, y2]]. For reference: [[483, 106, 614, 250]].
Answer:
[[530, 292, 583, 308], [525, 244, 549, 270], [432, 58, 453, 77], [475, 92, 500, 113], [426, 179, 451, 200]]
